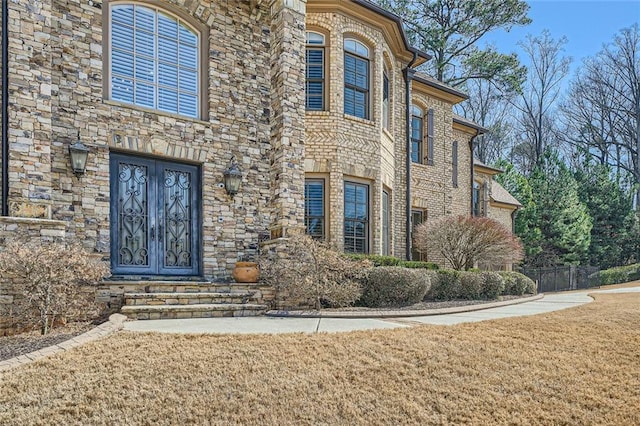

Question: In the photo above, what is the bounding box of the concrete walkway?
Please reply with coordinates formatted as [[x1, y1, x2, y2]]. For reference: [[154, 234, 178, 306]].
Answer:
[[123, 286, 640, 334]]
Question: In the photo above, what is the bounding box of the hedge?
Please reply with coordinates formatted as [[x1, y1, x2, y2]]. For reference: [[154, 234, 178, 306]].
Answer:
[[359, 267, 431, 308], [599, 263, 640, 285]]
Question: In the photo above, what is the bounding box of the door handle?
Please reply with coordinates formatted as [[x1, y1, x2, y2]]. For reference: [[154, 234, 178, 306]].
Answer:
[[150, 225, 155, 241]]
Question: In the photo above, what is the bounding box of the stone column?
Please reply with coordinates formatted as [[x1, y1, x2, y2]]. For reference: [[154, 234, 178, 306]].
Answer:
[[6, 0, 54, 219], [267, 0, 306, 240]]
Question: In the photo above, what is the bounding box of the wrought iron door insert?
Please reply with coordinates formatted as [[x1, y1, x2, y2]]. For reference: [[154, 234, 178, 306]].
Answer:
[[110, 154, 200, 276]]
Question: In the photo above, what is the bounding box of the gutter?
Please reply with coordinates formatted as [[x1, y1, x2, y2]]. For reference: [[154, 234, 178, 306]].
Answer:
[[2, 0, 8, 216], [403, 51, 418, 260], [470, 137, 476, 215]]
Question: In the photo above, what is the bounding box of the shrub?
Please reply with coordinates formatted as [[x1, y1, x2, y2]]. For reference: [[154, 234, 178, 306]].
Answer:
[[359, 267, 431, 308], [427, 269, 462, 301], [0, 237, 110, 335], [458, 272, 482, 300], [260, 234, 369, 309], [343, 254, 401, 267], [413, 215, 524, 270], [499, 271, 537, 295], [480, 272, 505, 299], [599, 263, 640, 285], [397, 261, 440, 270]]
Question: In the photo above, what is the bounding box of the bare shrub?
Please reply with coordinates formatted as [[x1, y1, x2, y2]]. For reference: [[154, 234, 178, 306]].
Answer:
[[0, 237, 110, 335], [414, 216, 524, 271], [359, 267, 431, 308], [260, 234, 370, 309]]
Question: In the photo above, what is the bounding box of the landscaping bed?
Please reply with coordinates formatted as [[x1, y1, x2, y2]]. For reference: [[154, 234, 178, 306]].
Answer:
[[0, 322, 94, 362]]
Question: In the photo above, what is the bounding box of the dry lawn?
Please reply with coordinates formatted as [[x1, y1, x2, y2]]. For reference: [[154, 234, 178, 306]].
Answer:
[[1, 292, 639, 425]]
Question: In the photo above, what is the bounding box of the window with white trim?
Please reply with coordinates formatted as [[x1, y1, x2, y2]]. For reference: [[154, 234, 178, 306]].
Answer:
[[110, 4, 199, 118], [383, 67, 390, 130]]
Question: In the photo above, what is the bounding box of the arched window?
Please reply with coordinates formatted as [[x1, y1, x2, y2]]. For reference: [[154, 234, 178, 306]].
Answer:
[[344, 39, 370, 119], [410, 104, 423, 163], [109, 4, 200, 118], [306, 31, 325, 111]]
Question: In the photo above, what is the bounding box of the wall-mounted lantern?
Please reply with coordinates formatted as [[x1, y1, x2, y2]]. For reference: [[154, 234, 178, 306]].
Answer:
[[223, 156, 242, 196], [68, 131, 89, 175]]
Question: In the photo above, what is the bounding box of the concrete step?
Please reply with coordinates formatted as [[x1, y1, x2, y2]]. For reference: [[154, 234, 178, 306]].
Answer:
[[121, 303, 268, 320], [124, 292, 257, 306], [104, 280, 268, 294]]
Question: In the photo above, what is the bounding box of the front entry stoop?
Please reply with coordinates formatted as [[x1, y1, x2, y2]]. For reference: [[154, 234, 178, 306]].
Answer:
[[111, 280, 273, 320]]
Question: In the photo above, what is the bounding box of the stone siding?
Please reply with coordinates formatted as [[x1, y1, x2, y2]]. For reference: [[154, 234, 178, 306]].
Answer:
[[3, 0, 305, 281]]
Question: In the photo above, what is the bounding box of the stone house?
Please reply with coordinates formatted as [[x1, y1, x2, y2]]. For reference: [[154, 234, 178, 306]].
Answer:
[[0, 0, 519, 325]]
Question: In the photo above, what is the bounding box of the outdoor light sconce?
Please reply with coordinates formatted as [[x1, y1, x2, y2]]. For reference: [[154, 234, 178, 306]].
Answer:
[[223, 156, 242, 196], [68, 131, 89, 175]]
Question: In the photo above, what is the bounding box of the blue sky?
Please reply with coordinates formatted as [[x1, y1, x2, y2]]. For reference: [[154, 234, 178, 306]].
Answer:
[[485, 0, 640, 74]]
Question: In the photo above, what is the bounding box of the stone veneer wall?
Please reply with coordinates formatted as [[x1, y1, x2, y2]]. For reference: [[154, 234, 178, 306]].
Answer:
[[3, 0, 310, 281], [304, 11, 408, 256]]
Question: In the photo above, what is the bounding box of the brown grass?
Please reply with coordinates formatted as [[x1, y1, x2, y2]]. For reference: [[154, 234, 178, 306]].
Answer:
[[1, 292, 639, 425]]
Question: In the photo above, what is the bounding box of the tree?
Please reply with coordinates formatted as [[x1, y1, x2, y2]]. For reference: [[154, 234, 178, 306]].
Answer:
[[527, 152, 592, 266], [560, 25, 640, 209], [512, 31, 571, 172], [574, 160, 639, 268], [461, 78, 516, 164], [413, 215, 524, 270], [376, 0, 529, 90], [494, 159, 542, 260]]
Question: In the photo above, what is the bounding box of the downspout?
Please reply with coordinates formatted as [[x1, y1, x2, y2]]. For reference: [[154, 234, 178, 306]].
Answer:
[[1, 0, 8, 216], [403, 51, 418, 260]]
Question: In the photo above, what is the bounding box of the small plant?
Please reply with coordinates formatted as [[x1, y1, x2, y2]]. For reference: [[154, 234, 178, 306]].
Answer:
[[397, 261, 440, 270], [459, 272, 482, 300], [479, 272, 505, 299], [427, 269, 462, 301], [359, 267, 431, 308], [0, 237, 110, 335], [414, 215, 524, 270], [260, 234, 370, 309], [343, 254, 401, 267], [499, 271, 537, 295]]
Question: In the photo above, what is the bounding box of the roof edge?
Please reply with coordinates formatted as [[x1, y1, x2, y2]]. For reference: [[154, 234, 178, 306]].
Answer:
[[414, 74, 469, 101], [453, 116, 489, 134], [350, 0, 431, 62]]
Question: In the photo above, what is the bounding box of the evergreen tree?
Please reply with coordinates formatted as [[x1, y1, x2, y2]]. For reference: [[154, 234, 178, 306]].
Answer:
[[528, 152, 592, 266], [494, 160, 542, 261], [574, 160, 638, 268]]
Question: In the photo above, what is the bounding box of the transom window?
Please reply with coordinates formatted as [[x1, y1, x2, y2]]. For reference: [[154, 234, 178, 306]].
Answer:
[[110, 4, 199, 118], [344, 182, 369, 253], [411, 105, 423, 163], [304, 179, 325, 239], [344, 39, 370, 119], [306, 31, 325, 111]]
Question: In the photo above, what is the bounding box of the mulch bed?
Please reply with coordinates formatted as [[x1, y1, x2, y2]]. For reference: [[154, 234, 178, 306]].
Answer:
[[0, 322, 95, 362], [324, 294, 524, 312]]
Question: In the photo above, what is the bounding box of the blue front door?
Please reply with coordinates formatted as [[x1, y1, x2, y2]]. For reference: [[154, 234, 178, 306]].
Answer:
[[110, 153, 200, 276]]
